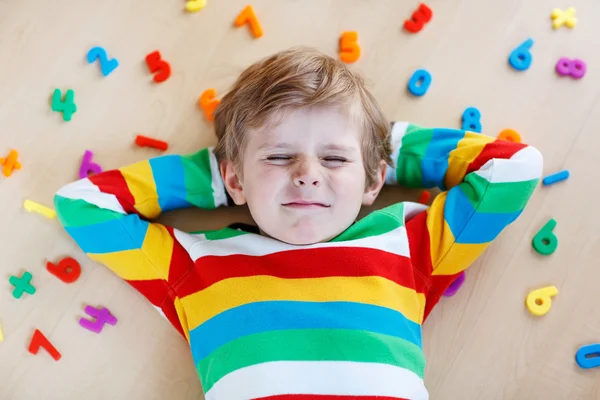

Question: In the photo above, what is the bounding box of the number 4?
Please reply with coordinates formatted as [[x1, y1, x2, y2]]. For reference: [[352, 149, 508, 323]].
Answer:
[[51, 89, 77, 121]]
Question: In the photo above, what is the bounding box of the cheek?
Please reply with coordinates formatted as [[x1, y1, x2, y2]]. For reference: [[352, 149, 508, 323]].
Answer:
[[244, 166, 287, 201], [331, 167, 366, 194]]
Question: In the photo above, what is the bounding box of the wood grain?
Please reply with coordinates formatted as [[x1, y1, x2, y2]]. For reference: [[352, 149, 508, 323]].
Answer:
[[0, 1, 598, 399]]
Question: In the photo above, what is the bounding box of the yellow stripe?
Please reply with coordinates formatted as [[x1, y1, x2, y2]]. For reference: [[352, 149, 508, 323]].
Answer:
[[120, 161, 161, 218], [141, 224, 174, 278], [426, 192, 456, 267], [88, 224, 173, 281], [426, 191, 489, 276], [444, 135, 494, 189], [89, 250, 165, 281], [432, 242, 487, 276], [181, 276, 426, 330], [174, 297, 190, 342]]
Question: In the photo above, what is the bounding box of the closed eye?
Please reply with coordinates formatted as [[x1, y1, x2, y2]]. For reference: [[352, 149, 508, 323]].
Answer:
[[266, 155, 291, 161]]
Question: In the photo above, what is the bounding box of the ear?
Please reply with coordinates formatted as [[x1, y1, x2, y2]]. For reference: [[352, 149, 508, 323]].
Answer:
[[362, 160, 387, 206], [220, 160, 247, 205]]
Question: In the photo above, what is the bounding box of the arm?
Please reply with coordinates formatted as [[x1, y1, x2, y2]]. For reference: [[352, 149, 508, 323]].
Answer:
[[54, 147, 229, 337], [386, 122, 543, 319]]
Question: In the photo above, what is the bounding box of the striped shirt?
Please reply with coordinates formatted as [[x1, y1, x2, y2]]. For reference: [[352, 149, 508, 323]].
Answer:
[[54, 122, 543, 400]]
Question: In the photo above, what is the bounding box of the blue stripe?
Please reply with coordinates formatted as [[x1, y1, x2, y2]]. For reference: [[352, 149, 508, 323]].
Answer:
[[149, 156, 191, 212], [188, 301, 423, 364], [65, 216, 148, 253], [455, 209, 522, 243], [421, 128, 464, 190], [445, 187, 522, 244]]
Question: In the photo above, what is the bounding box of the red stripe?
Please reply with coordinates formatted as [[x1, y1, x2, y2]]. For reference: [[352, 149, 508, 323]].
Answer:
[[405, 210, 436, 321], [159, 296, 186, 338], [421, 272, 465, 322], [165, 226, 194, 285], [127, 278, 171, 306], [174, 247, 427, 299], [88, 170, 137, 214], [465, 140, 527, 175], [256, 396, 408, 400], [406, 211, 469, 321], [127, 278, 185, 337]]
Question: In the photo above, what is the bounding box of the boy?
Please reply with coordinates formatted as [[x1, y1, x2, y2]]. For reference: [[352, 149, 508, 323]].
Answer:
[[55, 47, 543, 399]]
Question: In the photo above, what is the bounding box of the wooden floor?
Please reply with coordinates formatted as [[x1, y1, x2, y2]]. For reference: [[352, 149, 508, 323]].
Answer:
[[1, 0, 599, 399]]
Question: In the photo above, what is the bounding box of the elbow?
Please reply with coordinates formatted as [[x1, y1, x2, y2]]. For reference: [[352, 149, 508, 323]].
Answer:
[[527, 145, 544, 180]]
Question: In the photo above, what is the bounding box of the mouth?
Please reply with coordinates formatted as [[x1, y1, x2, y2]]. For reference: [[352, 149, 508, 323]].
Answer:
[[282, 201, 330, 208]]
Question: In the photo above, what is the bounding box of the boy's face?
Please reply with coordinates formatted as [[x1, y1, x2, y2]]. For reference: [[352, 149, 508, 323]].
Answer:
[[221, 107, 386, 245]]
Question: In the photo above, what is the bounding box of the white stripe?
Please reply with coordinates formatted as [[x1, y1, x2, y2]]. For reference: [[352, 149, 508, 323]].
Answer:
[[208, 147, 228, 208], [473, 146, 543, 184], [188, 226, 410, 260], [173, 229, 206, 258], [404, 202, 429, 220], [205, 361, 428, 400], [385, 121, 409, 185], [56, 179, 126, 215], [152, 305, 167, 320]]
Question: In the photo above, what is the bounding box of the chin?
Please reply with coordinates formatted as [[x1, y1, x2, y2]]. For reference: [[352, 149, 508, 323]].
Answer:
[[277, 225, 336, 245]]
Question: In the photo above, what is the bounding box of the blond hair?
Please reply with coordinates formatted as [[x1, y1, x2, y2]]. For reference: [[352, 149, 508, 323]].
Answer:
[[213, 47, 392, 186]]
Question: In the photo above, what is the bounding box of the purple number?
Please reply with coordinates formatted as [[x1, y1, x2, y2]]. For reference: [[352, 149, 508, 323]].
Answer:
[[570, 59, 586, 78], [443, 271, 465, 297], [79, 150, 103, 178], [79, 305, 117, 333], [556, 57, 586, 79]]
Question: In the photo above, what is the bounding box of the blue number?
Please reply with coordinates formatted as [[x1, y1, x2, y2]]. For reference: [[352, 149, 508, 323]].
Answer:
[[461, 107, 481, 133], [87, 46, 119, 77], [509, 39, 533, 71], [576, 344, 600, 369], [407, 69, 432, 97]]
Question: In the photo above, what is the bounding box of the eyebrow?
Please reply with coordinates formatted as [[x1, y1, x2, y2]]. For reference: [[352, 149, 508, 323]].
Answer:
[[258, 142, 356, 152]]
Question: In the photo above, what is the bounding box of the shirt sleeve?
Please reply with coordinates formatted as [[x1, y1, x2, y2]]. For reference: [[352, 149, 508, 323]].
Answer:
[[54, 147, 229, 337], [386, 122, 543, 320]]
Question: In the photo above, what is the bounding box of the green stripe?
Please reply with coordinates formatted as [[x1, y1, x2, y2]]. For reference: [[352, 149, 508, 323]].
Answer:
[[463, 174, 540, 213], [197, 329, 426, 393], [204, 228, 249, 241], [396, 125, 433, 187], [332, 202, 404, 242], [54, 195, 124, 227], [182, 149, 217, 209]]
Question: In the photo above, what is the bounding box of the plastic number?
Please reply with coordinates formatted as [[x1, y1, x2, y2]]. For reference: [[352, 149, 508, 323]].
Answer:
[[47, 257, 81, 284], [86, 47, 119, 76], [185, 0, 206, 12], [79, 305, 118, 334], [79, 150, 103, 178], [145, 50, 171, 83], [443, 271, 465, 297], [28, 329, 61, 361], [234, 5, 263, 38], [51, 89, 77, 121], [576, 344, 600, 369], [199, 89, 220, 122], [532, 218, 558, 255], [555, 57, 586, 79], [526, 286, 558, 316], [407, 69, 431, 96], [340, 31, 361, 63], [404, 4, 433, 33], [497, 129, 521, 143], [461, 107, 481, 133], [509, 39, 534, 71]]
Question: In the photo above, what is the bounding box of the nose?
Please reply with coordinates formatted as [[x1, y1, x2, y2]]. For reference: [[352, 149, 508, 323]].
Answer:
[[292, 159, 321, 187]]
